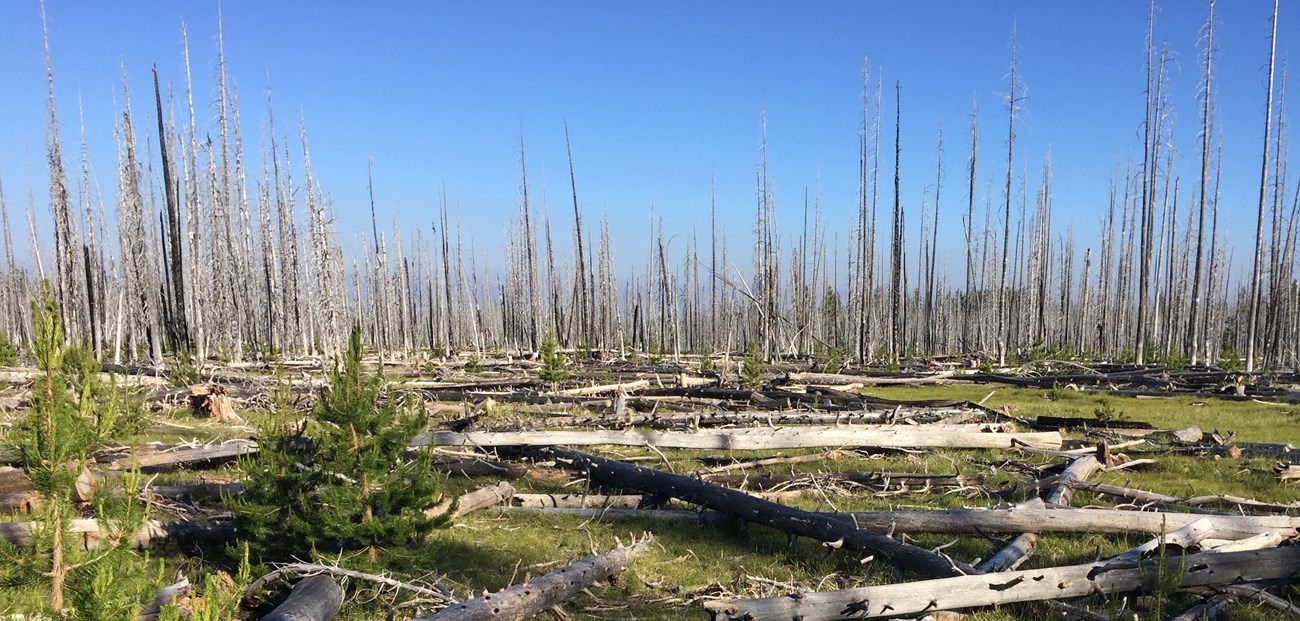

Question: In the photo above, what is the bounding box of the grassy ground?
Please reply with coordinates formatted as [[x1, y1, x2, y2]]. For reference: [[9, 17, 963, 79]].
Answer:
[[2, 383, 1298, 620]]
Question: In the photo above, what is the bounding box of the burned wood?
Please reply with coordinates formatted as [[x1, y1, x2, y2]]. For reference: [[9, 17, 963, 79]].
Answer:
[[427, 425, 1060, 451], [0, 517, 234, 549], [413, 534, 652, 621], [426, 481, 515, 519], [978, 456, 1100, 573], [704, 546, 1300, 621], [1032, 415, 1155, 431], [542, 447, 976, 578], [430, 455, 570, 483], [260, 575, 343, 621], [107, 440, 258, 472], [701, 471, 983, 492]]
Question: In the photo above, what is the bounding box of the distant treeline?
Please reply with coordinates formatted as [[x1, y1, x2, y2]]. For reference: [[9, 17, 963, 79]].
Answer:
[[2, 2, 1297, 370]]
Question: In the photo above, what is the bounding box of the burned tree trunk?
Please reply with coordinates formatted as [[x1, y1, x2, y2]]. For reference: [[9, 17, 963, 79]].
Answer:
[[260, 575, 343, 621], [543, 447, 974, 578], [414, 535, 651, 621], [704, 546, 1300, 621]]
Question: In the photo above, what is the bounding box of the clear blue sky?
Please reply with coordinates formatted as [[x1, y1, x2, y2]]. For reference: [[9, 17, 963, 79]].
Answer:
[[0, 1, 1294, 282]]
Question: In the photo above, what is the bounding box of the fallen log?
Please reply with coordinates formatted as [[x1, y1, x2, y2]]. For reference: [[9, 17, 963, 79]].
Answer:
[[430, 455, 569, 483], [413, 534, 652, 621], [978, 456, 1101, 573], [427, 425, 1060, 450], [703, 545, 1300, 621], [702, 471, 983, 492], [0, 518, 235, 549], [426, 481, 515, 519], [108, 440, 258, 472], [511, 493, 646, 509], [836, 506, 1300, 540], [499, 502, 1300, 541], [783, 371, 961, 386], [137, 576, 192, 621], [548, 379, 651, 396], [543, 447, 975, 578], [261, 575, 343, 621], [1066, 479, 1300, 513]]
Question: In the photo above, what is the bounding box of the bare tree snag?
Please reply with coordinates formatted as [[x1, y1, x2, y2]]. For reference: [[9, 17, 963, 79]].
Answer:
[[261, 575, 343, 621], [430, 426, 1060, 451], [704, 546, 1300, 621], [543, 447, 975, 578], [413, 534, 652, 621]]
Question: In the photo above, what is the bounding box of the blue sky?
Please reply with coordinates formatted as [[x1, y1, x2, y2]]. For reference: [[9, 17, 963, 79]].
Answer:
[[0, 1, 1295, 282]]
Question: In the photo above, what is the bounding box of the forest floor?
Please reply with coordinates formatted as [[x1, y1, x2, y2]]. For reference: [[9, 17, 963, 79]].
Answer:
[[1, 357, 1298, 620]]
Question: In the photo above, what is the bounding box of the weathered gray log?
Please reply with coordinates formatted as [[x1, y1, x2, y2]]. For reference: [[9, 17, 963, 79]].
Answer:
[[511, 493, 646, 509], [703, 471, 982, 492], [784, 371, 961, 386], [430, 455, 570, 482], [428, 425, 1060, 450], [138, 576, 192, 621], [1067, 479, 1300, 512], [1096, 517, 1215, 567], [543, 447, 975, 578], [426, 481, 515, 518], [838, 506, 1300, 540], [109, 440, 258, 472], [703, 546, 1300, 621], [261, 575, 343, 621], [978, 456, 1100, 572], [413, 535, 652, 621], [0, 466, 32, 492], [549, 379, 651, 396], [0, 518, 234, 549]]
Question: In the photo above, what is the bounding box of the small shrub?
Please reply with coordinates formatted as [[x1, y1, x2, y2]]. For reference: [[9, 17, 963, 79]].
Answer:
[[698, 352, 714, 373], [538, 336, 570, 383], [464, 355, 484, 373], [0, 333, 18, 366], [647, 343, 665, 366], [741, 344, 765, 390], [432, 341, 448, 359], [229, 325, 447, 564], [168, 348, 201, 388]]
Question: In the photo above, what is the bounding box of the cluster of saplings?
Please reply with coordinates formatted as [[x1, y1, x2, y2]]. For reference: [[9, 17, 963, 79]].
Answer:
[[0, 293, 448, 619]]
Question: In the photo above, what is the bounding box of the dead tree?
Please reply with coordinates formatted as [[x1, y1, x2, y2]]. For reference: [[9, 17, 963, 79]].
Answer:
[[1247, 0, 1279, 373]]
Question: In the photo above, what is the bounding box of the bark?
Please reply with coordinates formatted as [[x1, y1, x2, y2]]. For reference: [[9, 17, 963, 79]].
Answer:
[[429, 426, 1061, 450], [260, 575, 343, 621], [704, 546, 1300, 621], [413, 535, 651, 621], [978, 455, 1100, 572], [543, 447, 975, 578]]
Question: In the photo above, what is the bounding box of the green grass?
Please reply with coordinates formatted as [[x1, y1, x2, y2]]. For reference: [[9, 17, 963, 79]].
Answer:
[[3, 382, 1299, 619]]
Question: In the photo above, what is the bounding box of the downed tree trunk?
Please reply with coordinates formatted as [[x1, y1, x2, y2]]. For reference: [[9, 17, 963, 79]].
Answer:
[[413, 534, 652, 621], [0, 518, 234, 550], [138, 576, 192, 621], [835, 505, 1300, 540], [426, 482, 515, 518], [428, 425, 1060, 450], [108, 440, 258, 472], [703, 546, 1300, 621], [702, 471, 983, 492], [548, 379, 651, 396], [1065, 480, 1300, 513], [542, 447, 975, 578], [978, 455, 1101, 572], [261, 575, 343, 621], [498, 504, 1300, 541]]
